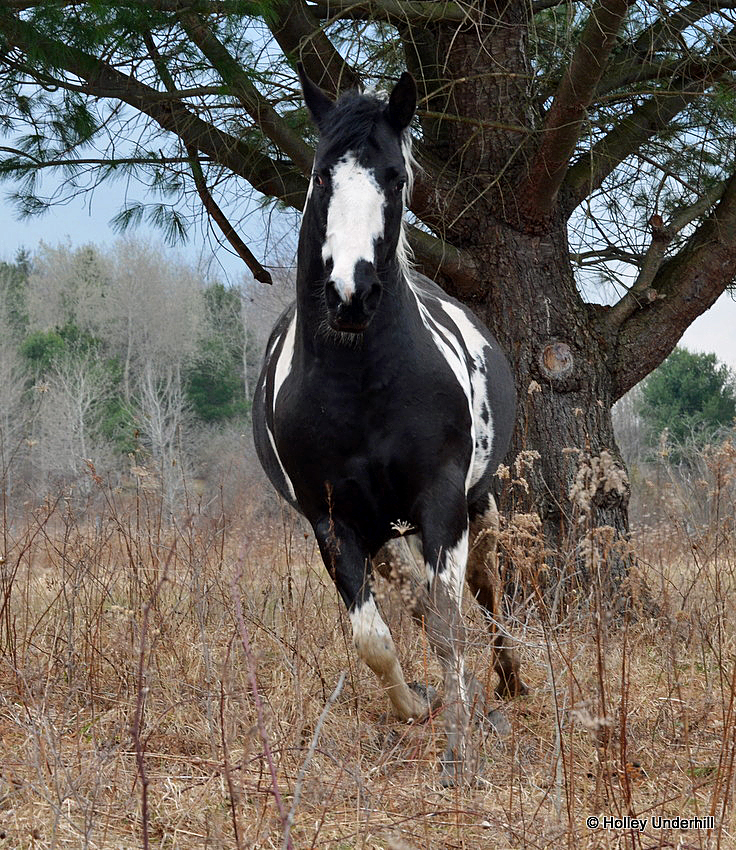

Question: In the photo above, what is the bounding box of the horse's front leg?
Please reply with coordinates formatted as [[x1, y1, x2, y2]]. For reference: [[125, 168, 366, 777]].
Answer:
[[312, 517, 432, 722]]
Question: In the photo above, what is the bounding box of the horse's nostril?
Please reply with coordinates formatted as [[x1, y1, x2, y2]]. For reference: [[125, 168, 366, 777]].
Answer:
[[364, 282, 382, 312], [325, 281, 340, 309]]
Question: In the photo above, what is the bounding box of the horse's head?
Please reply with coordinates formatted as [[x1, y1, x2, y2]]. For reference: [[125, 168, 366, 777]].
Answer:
[[299, 65, 416, 334]]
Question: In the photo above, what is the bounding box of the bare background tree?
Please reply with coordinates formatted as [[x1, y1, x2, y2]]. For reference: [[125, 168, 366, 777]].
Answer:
[[0, 269, 29, 501], [1, 0, 736, 580], [0, 240, 292, 513]]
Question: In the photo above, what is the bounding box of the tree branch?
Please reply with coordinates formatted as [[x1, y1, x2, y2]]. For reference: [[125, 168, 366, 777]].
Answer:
[[406, 225, 480, 295], [309, 0, 466, 23], [563, 90, 697, 211], [632, 0, 736, 57], [612, 171, 736, 398], [596, 0, 736, 96], [143, 30, 273, 283], [0, 148, 209, 170], [177, 10, 314, 173], [7, 0, 256, 10], [607, 181, 728, 329], [565, 31, 736, 209], [517, 0, 632, 226], [267, 0, 360, 96], [570, 247, 643, 268], [188, 146, 274, 283], [0, 10, 308, 209]]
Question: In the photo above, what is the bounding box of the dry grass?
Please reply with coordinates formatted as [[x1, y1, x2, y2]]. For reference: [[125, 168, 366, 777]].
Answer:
[[1, 470, 736, 849]]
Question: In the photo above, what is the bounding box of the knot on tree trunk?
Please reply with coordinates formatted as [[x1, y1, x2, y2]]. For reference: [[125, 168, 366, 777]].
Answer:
[[537, 340, 578, 390]]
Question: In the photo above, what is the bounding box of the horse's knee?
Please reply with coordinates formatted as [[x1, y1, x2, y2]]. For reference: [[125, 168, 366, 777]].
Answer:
[[349, 596, 396, 672]]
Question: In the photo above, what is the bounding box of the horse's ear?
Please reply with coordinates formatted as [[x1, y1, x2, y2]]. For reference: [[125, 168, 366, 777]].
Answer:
[[386, 72, 416, 132], [297, 63, 334, 132]]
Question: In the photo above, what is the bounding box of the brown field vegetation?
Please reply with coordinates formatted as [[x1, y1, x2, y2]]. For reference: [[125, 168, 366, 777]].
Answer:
[[2, 444, 736, 849]]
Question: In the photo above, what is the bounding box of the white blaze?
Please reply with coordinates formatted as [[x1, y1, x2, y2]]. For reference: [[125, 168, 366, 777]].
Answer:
[[323, 154, 384, 303]]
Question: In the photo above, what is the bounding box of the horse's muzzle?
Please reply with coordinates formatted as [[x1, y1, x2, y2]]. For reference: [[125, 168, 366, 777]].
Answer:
[[325, 261, 382, 333]]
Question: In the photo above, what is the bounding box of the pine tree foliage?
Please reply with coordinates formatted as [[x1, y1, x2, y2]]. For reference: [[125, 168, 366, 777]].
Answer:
[[638, 347, 736, 448]]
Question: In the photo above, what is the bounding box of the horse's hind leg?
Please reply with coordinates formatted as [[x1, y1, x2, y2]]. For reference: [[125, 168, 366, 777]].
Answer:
[[411, 486, 475, 784], [466, 493, 527, 698], [313, 517, 432, 723]]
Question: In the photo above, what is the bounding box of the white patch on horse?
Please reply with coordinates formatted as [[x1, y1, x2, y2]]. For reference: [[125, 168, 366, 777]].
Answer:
[[323, 154, 384, 303], [438, 300, 496, 489], [408, 284, 476, 490], [349, 596, 395, 673], [438, 527, 469, 607], [268, 315, 297, 500], [350, 594, 431, 721]]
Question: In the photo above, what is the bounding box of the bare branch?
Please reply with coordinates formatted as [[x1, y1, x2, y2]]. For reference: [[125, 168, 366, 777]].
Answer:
[[612, 171, 736, 397], [607, 181, 728, 329], [143, 31, 273, 283], [570, 247, 643, 267], [188, 146, 274, 283], [517, 0, 632, 226], [281, 671, 346, 850]]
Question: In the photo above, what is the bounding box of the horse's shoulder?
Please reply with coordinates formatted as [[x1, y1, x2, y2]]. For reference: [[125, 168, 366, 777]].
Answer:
[[267, 301, 297, 351]]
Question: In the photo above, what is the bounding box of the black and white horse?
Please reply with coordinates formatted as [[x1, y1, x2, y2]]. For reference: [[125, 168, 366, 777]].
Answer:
[[253, 67, 525, 781]]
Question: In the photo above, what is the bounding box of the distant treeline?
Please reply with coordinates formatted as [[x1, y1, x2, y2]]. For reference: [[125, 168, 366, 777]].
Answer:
[[0, 240, 271, 510]]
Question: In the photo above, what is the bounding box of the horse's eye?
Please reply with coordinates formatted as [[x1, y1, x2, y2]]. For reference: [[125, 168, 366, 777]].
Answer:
[[395, 178, 406, 194], [314, 173, 326, 189]]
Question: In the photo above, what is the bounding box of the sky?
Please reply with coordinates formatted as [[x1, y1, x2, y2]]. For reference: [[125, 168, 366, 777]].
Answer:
[[1, 186, 734, 371], [0, 174, 298, 290]]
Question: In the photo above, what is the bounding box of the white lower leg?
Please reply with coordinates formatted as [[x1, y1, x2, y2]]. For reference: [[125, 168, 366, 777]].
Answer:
[[350, 597, 430, 721], [428, 530, 471, 779]]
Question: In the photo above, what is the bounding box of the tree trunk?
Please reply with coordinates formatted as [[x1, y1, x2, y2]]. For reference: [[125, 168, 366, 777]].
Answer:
[[460, 220, 631, 602]]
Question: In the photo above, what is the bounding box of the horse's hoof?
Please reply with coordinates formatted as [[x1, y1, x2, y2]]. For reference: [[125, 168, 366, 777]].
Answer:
[[486, 708, 511, 738], [407, 681, 441, 717]]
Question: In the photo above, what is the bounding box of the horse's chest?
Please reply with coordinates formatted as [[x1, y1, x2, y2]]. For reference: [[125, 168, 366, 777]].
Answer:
[[274, 364, 470, 522]]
